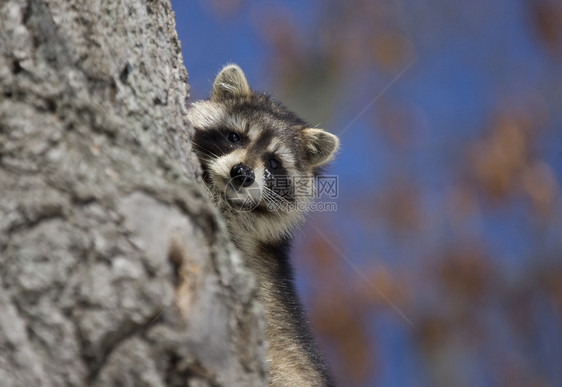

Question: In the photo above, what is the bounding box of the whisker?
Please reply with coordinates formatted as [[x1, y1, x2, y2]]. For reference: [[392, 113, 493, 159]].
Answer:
[[192, 143, 223, 160], [263, 186, 292, 205], [191, 143, 220, 159], [261, 190, 277, 204], [262, 192, 288, 207]]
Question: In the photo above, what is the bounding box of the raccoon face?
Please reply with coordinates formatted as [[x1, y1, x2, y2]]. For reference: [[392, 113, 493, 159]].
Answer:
[[187, 65, 339, 240]]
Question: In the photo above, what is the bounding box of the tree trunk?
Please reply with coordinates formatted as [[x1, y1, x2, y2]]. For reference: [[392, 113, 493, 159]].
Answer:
[[0, 0, 267, 385]]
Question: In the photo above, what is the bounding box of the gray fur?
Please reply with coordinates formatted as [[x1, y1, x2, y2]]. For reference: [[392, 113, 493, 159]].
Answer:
[[211, 64, 251, 101], [187, 64, 338, 386]]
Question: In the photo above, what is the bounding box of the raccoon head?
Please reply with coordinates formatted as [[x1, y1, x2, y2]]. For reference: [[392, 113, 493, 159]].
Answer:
[[187, 64, 339, 243]]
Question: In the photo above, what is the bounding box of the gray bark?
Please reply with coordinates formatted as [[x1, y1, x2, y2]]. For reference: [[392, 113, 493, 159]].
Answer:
[[0, 0, 267, 386]]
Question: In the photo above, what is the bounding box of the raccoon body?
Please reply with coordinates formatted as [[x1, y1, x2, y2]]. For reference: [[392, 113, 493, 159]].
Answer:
[[187, 65, 338, 386]]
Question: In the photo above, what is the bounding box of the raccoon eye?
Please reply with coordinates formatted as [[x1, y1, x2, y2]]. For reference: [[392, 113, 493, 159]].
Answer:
[[268, 157, 280, 170], [227, 132, 240, 143]]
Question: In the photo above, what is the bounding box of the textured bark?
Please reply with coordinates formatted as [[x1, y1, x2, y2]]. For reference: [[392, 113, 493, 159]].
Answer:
[[0, 0, 267, 386]]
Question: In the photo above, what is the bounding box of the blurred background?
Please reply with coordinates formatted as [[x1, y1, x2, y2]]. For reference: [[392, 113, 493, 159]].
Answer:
[[171, 1, 562, 386]]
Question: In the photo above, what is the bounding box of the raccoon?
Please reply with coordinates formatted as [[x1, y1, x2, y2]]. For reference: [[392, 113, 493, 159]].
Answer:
[[187, 64, 339, 386]]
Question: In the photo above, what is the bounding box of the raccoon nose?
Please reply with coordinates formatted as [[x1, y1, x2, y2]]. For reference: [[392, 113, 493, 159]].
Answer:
[[230, 163, 255, 188]]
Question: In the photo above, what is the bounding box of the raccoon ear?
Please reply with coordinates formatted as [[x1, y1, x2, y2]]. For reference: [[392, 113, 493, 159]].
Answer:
[[302, 128, 339, 167], [211, 64, 251, 101]]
